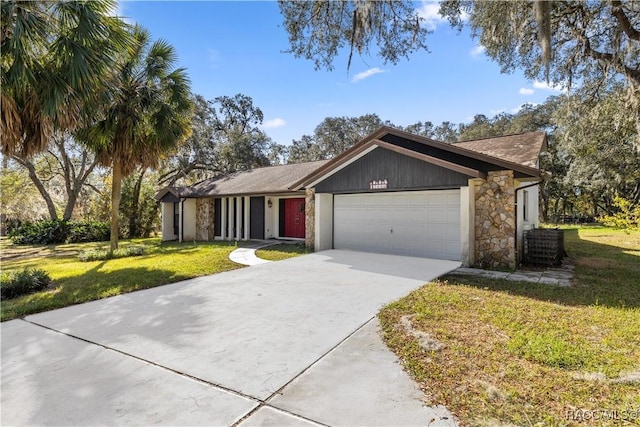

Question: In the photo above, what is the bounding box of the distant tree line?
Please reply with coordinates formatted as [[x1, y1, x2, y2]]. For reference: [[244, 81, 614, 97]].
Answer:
[[3, 0, 638, 241]]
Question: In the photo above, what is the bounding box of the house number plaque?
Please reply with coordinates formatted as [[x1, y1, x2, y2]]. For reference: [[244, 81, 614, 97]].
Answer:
[[369, 179, 388, 190]]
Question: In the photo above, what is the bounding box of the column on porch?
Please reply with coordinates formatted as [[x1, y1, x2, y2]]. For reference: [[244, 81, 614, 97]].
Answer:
[[243, 196, 250, 240], [235, 197, 242, 240], [227, 197, 235, 240], [220, 198, 227, 240]]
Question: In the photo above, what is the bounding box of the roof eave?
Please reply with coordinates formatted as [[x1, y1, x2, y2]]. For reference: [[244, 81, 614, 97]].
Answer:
[[294, 126, 543, 188]]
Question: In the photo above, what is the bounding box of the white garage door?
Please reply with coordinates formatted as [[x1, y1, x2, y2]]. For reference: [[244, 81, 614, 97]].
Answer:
[[334, 190, 461, 260]]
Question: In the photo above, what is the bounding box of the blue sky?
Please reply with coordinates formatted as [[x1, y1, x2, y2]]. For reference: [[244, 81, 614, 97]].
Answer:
[[118, 1, 563, 146]]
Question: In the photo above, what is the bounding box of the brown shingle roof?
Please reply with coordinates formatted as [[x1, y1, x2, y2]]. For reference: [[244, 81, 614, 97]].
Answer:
[[157, 160, 329, 199], [453, 131, 546, 168], [157, 129, 547, 200]]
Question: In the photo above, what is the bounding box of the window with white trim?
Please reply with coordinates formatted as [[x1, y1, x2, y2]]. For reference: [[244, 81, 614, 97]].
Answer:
[[523, 190, 529, 221]]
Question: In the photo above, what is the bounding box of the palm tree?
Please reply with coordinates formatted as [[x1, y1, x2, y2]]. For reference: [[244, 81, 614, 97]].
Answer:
[[1, 0, 130, 158], [83, 25, 192, 251]]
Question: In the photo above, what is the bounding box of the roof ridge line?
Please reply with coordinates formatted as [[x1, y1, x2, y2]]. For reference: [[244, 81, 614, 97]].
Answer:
[[454, 130, 545, 144]]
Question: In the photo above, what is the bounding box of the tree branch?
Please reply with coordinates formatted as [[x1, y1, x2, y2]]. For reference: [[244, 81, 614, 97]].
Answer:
[[611, 0, 640, 42]]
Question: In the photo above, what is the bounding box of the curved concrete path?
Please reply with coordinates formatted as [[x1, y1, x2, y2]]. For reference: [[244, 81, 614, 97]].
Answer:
[[2, 250, 461, 426], [228, 242, 282, 266]]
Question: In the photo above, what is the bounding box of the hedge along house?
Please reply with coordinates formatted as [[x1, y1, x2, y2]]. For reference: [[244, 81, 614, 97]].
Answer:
[[156, 127, 547, 269]]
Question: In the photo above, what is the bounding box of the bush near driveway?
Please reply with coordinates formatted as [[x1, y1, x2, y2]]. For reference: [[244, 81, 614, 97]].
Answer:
[[0, 238, 244, 321], [379, 226, 640, 426], [1, 268, 52, 300]]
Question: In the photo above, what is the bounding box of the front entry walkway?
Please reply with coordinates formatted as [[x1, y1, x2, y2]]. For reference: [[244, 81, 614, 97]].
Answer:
[[228, 241, 281, 266], [452, 262, 574, 286], [1, 250, 460, 426]]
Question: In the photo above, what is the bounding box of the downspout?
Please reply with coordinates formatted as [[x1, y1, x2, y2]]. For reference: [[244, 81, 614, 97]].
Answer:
[[179, 198, 185, 243], [514, 181, 541, 263]]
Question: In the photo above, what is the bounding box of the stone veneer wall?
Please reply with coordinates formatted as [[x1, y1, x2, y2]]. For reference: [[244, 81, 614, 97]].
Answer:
[[474, 171, 516, 269], [305, 188, 315, 251], [195, 198, 215, 241]]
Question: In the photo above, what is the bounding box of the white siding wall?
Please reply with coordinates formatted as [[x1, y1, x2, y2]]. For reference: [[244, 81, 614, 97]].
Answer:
[[314, 193, 333, 251], [182, 198, 197, 241], [264, 197, 276, 238], [161, 202, 177, 241], [516, 182, 540, 259], [460, 183, 475, 266]]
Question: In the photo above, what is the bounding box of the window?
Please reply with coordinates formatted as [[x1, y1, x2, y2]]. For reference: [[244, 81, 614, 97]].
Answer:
[[522, 190, 529, 221], [173, 202, 180, 236]]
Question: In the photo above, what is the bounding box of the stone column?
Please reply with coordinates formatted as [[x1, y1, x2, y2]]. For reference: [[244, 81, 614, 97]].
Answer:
[[474, 171, 516, 269], [195, 198, 215, 241], [305, 188, 316, 251]]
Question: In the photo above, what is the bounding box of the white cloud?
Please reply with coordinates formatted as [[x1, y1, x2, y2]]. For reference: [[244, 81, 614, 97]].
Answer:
[[490, 103, 539, 116], [533, 80, 566, 92], [519, 87, 535, 95], [417, 0, 468, 30], [352, 67, 386, 83], [470, 44, 485, 58], [263, 118, 286, 129], [417, 1, 446, 30]]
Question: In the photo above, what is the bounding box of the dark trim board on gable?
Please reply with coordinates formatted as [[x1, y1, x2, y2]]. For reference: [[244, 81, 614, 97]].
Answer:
[[295, 127, 543, 190], [314, 145, 470, 194]]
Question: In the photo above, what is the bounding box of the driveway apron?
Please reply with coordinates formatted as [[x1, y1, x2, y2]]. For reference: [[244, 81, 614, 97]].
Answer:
[[1, 250, 459, 426]]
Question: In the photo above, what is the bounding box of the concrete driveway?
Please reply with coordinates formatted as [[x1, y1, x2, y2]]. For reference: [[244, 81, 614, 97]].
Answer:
[[1, 250, 459, 426]]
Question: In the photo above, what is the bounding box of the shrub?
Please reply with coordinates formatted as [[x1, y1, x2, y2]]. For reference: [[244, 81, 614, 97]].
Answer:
[[78, 246, 144, 262], [600, 196, 640, 231], [68, 221, 110, 243], [8, 220, 70, 244], [8, 220, 110, 245], [1, 268, 52, 299]]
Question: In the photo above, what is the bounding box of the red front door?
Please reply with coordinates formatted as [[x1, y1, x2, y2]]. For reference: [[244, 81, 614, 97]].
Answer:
[[283, 198, 305, 238]]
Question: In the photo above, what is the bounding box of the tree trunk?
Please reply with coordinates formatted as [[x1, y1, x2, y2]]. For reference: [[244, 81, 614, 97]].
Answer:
[[62, 190, 80, 221], [15, 157, 59, 220], [129, 169, 145, 238], [110, 160, 123, 252]]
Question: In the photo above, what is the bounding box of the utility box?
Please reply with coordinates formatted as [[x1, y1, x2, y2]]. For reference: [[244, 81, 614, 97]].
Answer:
[[524, 229, 564, 266]]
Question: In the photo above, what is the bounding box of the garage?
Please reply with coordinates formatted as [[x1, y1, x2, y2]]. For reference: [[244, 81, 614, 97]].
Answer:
[[333, 190, 461, 260]]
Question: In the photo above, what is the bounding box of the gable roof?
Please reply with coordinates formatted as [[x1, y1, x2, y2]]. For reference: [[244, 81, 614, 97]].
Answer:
[[293, 127, 546, 189], [453, 131, 547, 168], [156, 127, 547, 200], [155, 160, 329, 200]]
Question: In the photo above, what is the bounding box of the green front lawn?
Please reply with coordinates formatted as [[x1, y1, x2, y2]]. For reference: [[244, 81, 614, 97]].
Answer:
[[379, 226, 640, 426], [255, 242, 308, 261], [0, 238, 243, 321]]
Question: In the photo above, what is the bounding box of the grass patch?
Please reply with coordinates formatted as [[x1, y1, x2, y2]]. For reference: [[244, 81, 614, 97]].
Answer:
[[78, 246, 144, 262], [0, 238, 243, 321], [255, 242, 307, 261], [379, 226, 640, 426]]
